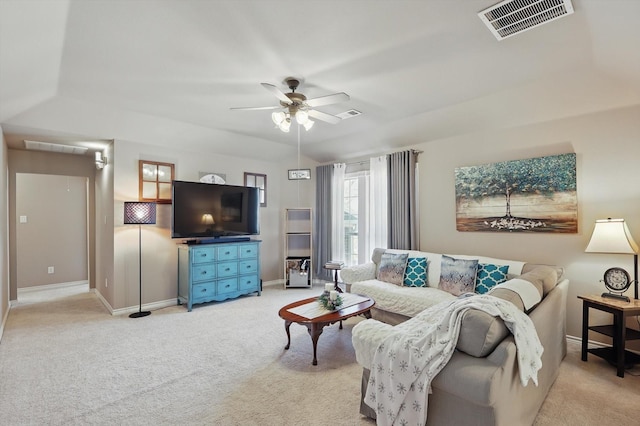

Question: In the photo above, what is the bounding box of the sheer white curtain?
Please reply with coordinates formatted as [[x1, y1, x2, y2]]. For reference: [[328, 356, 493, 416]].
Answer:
[[367, 155, 388, 254], [331, 163, 346, 262]]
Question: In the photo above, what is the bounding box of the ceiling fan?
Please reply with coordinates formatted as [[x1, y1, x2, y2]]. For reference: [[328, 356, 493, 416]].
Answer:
[[231, 78, 350, 132]]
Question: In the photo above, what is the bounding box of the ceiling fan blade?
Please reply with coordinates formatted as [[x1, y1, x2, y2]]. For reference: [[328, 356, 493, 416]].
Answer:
[[261, 83, 292, 105], [308, 109, 342, 124], [230, 105, 282, 111], [305, 92, 350, 108]]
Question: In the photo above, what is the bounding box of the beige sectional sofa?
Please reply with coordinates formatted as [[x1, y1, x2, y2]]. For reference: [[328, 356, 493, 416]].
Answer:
[[343, 248, 569, 426]]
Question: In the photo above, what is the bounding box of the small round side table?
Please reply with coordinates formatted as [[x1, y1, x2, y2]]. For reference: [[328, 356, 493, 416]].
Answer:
[[324, 262, 343, 293]]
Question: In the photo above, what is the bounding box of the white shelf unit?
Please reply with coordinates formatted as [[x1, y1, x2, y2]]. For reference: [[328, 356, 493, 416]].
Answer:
[[284, 208, 313, 288]]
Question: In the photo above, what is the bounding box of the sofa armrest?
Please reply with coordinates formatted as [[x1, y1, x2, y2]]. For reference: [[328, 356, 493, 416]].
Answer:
[[341, 262, 377, 284]]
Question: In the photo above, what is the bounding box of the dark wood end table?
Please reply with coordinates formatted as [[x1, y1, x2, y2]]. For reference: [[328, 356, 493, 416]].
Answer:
[[278, 295, 374, 365], [578, 294, 640, 377]]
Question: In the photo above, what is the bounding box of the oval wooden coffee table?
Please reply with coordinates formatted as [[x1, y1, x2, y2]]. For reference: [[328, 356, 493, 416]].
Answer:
[[278, 294, 374, 365]]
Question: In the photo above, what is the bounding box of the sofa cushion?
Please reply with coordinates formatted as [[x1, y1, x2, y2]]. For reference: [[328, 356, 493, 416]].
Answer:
[[378, 252, 409, 285], [403, 257, 428, 287], [475, 263, 509, 294], [350, 279, 456, 318], [439, 255, 478, 296]]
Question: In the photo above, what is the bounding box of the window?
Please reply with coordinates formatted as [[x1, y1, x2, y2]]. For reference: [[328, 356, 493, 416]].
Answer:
[[343, 172, 369, 265], [139, 160, 175, 204]]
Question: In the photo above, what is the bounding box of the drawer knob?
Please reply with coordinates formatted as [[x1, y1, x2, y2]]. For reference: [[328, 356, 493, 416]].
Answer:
[[225, 284, 230, 288], [201, 271, 207, 275], [201, 288, 207, 293], [225, 268, 230, 272]]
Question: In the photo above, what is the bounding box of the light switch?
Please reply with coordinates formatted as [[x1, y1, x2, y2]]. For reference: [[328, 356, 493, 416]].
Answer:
[[20, 216, 27, 223]]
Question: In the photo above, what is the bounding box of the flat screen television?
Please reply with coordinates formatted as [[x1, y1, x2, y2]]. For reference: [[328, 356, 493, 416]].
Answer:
[[171, 180, 260, 240]]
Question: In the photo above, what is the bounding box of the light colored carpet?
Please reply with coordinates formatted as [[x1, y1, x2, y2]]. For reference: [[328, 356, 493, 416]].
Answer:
[[1, 284, 638, 425]]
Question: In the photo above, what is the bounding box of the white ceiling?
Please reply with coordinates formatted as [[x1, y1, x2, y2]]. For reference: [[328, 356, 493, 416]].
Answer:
[[1, 0, 639, 163]]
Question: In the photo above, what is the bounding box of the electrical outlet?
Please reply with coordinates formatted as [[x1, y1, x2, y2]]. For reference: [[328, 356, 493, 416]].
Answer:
[[105, 278, 108, 288], [47, 266, 54, 274]]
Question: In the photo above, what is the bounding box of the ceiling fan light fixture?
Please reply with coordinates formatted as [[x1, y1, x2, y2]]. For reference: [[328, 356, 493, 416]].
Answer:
[[279, 117, 291, 132], [295, 110, 309, 125], [303, 119, 314, 131], [271, 111, 286, 125]]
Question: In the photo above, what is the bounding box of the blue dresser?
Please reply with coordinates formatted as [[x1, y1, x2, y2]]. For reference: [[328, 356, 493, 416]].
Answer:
[[177, 240, 261, 311]]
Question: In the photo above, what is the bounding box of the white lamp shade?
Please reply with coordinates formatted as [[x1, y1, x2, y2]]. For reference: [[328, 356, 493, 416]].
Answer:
[[271, 111, 285, 125], [585, 219, 639, 254], [295, 110, 309, 125], [279, 118, 291, 132], [303, 119, 314, 131]]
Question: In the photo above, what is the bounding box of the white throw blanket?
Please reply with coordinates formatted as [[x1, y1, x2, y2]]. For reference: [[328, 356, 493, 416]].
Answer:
[[365, 295, 543, 426]]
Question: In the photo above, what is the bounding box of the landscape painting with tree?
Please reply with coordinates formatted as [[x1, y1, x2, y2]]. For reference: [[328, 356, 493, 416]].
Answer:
[[455, 153, 577, 233]]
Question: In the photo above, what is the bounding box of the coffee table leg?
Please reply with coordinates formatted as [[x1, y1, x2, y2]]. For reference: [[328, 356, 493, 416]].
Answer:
[[284, 320, 292, 350], [306, 323, 326, 365]]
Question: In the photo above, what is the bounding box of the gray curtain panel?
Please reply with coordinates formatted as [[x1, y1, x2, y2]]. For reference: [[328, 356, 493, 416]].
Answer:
[[314, 164, 333, 280], [387, 150, 419, 250]]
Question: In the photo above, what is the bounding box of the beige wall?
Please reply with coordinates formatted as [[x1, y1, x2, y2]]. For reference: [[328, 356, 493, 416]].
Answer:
[[15, 174, 88, 288], [110, 139, 316, 311], [414, 105, 640, 348], [0, 128, 9, 340]]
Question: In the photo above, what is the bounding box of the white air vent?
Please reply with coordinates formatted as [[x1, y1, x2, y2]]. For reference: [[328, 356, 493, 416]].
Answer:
[[336, 109, 362, 120], [478, 0, 574, 40], [24, 140, 89, 155]]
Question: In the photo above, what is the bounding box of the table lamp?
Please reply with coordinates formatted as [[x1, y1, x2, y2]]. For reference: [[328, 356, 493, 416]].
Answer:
[[585, 218, 639, 301]]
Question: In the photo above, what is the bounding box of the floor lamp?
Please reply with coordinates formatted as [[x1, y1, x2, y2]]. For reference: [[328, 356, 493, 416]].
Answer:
[[124, 201, 156, 318]]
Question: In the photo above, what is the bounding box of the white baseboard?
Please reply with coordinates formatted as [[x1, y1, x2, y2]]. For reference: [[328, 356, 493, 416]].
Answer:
[[17, 280, 89, 294], [93, 289, 176, 316], [0, 303, 9, 344], [264, 278, 332, 289]]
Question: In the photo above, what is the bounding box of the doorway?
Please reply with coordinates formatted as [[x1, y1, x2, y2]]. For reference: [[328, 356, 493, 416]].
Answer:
[[15, 173, 89, 301]]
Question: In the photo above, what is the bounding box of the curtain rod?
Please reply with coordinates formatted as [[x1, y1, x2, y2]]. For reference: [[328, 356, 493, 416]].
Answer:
[[342, 149, 423, 167]]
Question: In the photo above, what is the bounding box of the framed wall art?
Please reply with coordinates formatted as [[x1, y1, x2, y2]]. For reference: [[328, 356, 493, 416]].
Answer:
[[139, 160, 175, 204], [288, 169, 311, 180], [454, 153, 577, 233], [244, 172, 267, 207]]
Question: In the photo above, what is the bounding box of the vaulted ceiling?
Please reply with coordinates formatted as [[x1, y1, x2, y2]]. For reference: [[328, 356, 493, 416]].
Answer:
[[1, 0, 639, 163]]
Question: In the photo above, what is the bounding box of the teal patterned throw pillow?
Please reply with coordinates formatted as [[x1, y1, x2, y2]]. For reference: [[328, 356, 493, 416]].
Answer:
[[403, 257, 428, 287], [475, 263, 509, 294]]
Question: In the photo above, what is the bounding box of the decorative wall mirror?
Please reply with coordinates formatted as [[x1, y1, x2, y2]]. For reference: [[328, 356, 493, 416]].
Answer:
[[139, 160, 175, 204], [244, 172, 267, 207]]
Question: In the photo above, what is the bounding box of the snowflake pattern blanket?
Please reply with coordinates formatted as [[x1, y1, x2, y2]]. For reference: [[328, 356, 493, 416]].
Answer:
[[364, 294, 543, 426]]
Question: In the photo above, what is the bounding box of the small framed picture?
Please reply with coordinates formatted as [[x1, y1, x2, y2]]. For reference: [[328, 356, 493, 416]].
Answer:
[[288, 169, 311, 180]]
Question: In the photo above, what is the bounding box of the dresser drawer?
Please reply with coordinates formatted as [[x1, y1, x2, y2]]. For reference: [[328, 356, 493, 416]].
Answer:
[[192, 282, 215, 302], [239, 243, 258, 259], [191, 247, 215, 264], [217, 246, 238, 261], [192, 265, 216, 282], [217, 278, 238, 295], [239, 274, 259, 291], [217, 261, 238, 277], [239, 260, 258, 275]]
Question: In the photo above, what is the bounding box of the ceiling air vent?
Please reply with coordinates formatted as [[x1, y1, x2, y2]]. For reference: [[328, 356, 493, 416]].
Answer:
[[336, 109, 362, 120], [478, 0, 574, 41], [24, 140, 89, 155]]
